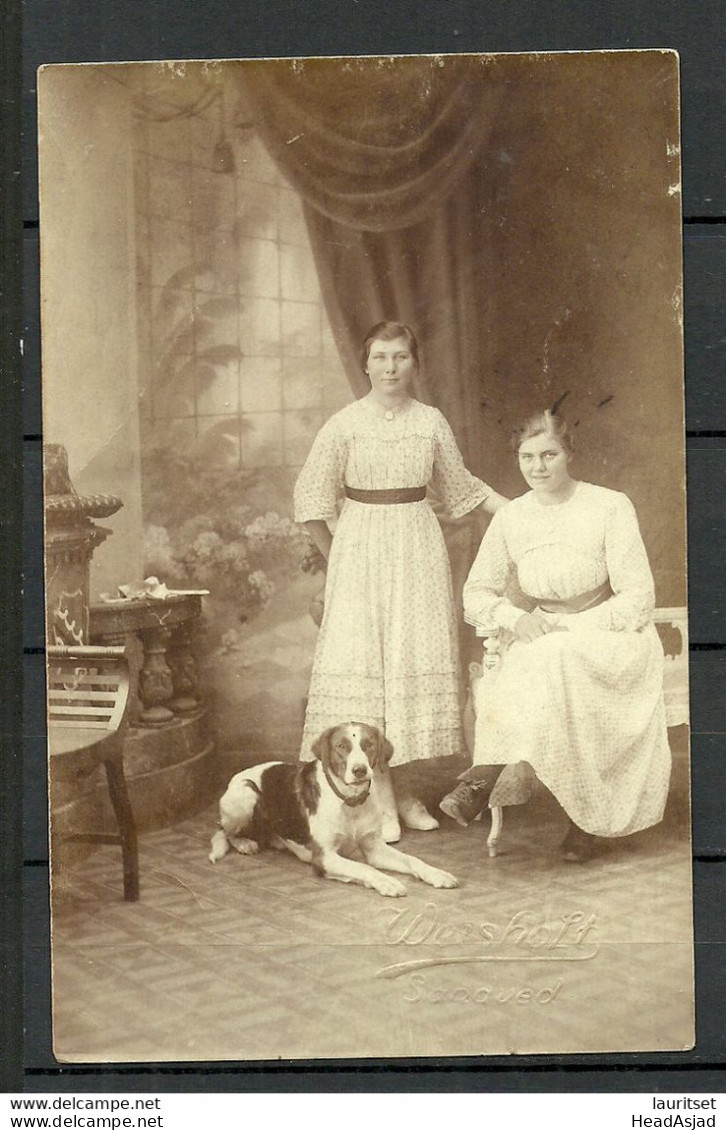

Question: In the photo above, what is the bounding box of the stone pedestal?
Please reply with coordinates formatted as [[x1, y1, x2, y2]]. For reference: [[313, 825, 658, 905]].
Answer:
[[44, 444, 123, 646]]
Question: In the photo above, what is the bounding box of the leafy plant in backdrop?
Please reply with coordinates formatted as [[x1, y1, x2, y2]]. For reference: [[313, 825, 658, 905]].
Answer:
[[140, 255, 320, 639], [137, 83, 330, 650]]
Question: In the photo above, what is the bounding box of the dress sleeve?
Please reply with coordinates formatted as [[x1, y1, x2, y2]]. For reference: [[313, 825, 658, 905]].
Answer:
[[463, 510, 526, 633], [430, 410, 491, 519], [570, 493, 656, 633], [293, 416, 346, 524]]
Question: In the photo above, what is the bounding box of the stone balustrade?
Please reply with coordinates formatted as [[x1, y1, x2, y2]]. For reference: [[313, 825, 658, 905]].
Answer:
[[90, 593, 205, 728], [85, 593, 218, 831]]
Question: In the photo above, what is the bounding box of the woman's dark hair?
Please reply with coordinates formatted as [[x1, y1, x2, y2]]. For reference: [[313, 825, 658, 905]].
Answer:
[[360, 321, 420, 374], [511, 409, 574, 455]]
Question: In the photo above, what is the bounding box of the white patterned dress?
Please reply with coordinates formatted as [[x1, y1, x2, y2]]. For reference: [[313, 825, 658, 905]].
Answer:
[[294, 398, 491, 766], [463, 482, 671, 837]]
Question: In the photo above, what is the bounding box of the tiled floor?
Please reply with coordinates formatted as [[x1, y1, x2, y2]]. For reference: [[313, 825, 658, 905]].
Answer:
[[51, 750, 694, 1062]]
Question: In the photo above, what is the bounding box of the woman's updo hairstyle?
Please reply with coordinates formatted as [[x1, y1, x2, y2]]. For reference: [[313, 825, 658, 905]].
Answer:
[[361, 320, 420, 375], [511, 409, 574, 455]]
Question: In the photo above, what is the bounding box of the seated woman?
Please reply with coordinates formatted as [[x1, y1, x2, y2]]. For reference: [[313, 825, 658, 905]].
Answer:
[[439, 410, 672, 862]]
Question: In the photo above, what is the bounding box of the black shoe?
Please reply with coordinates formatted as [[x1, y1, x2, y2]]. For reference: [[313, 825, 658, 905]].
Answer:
[[439, 780, 489, 827]]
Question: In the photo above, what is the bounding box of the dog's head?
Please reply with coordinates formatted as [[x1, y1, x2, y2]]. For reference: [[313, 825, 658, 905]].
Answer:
[[311, 722, 393, 785]]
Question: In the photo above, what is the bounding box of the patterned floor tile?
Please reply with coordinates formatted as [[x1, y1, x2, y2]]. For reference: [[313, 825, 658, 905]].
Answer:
[[51, 787, 694, 1061]]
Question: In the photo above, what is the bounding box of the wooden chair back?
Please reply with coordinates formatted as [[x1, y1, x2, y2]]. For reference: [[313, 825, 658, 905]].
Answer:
[[47, 645, 130, 735]]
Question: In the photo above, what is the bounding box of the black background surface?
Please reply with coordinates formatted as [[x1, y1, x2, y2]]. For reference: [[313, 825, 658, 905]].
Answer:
[[3, 0, 725, 1095]]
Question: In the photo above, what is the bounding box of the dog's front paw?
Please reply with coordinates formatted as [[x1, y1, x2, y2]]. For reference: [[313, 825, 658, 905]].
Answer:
[[229, 836, 259, 856], [374, 875, 407, 898], [419, 866, 459, 889], [209, 831, 229, 863]]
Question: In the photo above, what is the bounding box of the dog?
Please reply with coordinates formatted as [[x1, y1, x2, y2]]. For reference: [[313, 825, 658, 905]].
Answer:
[[209, 722, 458, 898]]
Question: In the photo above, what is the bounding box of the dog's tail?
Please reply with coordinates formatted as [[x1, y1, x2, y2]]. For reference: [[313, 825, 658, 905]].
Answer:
[[209, 829, 230, 864]]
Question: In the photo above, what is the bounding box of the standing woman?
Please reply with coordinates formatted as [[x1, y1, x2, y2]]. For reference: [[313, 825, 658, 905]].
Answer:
[[294, 321, 507, 842]]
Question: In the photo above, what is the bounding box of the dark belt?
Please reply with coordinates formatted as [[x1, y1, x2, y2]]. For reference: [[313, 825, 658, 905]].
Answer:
[[344, 485, 427, 505], [537, 581, 613, 615]]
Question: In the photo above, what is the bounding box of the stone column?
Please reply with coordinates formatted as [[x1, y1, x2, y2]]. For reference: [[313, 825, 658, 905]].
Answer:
[[167, 621, 201, 715], [137, 625, 175, 726]]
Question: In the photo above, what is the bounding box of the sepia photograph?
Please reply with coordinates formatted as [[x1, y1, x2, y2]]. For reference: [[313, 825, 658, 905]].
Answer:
[[39, 50, 693, 1061]]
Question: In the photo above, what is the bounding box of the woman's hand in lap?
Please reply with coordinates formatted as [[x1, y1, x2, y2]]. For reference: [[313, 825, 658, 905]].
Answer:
[[512, 610, 559, 643]]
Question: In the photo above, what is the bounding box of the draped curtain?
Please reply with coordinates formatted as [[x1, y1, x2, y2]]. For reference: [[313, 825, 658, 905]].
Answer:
[[239, 55, 686, 611], [241, 56, 507, 477]]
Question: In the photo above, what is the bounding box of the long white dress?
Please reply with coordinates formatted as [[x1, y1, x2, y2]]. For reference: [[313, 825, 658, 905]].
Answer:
[[294, 398, 490, 766], [463, 482, 671, 837]]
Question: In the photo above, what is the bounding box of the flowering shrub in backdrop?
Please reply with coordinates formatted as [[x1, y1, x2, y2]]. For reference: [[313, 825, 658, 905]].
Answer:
[[142, 440, 310, 623]]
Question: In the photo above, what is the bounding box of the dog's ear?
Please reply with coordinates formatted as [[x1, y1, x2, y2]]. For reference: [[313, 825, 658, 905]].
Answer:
[[374, 730, 394, 766], [311, 727, 336, 763]]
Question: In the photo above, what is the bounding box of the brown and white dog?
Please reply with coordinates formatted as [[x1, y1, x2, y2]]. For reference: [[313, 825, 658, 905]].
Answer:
[[209, 722, 458, 898]]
